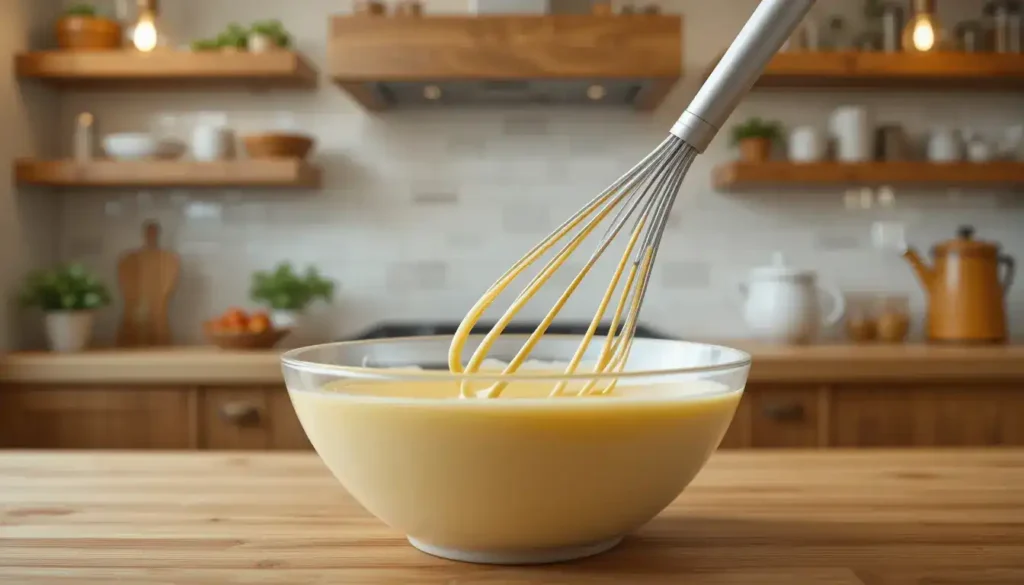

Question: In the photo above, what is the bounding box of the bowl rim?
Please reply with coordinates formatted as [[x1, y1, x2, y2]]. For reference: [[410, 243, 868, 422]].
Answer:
[[280, 335, 752, 383]]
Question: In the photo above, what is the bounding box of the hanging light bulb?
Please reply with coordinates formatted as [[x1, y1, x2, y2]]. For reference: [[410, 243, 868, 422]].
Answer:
[[902, 0, 943, 52], [132, 0, 159, 52]]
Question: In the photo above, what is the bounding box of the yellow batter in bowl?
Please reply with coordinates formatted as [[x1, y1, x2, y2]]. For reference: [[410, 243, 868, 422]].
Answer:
[[282, 335, 750, 565]]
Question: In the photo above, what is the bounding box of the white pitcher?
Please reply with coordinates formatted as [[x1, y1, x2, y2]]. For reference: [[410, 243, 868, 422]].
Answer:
[[739, 253, 845, 344], [829, 106, 872, 162]]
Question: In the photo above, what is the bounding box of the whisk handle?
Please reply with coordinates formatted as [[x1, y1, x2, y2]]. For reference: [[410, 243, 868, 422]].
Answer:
[[670, 0, 816, 153]]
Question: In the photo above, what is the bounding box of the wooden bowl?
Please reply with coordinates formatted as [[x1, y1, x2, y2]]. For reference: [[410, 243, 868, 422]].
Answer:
[[242, 133, 315, 160], [56, 16, 122, 51], [205, 328, 290, 350]]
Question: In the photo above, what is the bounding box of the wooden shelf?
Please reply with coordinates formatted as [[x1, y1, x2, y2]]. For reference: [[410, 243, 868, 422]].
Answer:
[[714, 161, 1024, 191], [748, 52, 1024, 89], [329, 15, 682, 111], [15, 159, 322, 189], [15, 50, 317, 89]]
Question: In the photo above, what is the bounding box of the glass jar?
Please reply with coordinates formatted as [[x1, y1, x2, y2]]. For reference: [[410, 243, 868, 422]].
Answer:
[[843, 292, 911, 343], [874, 294, 911, 343], [844, 292, 879, 343]]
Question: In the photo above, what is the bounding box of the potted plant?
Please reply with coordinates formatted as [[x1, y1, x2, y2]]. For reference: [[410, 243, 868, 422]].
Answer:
[[56, 3, 122, 51], [731, 117, 782, 163], [19, 264, 111, 353], [250, 262, 335, 332], [248, 20, 292, 53], [216, 23, 250, 52]]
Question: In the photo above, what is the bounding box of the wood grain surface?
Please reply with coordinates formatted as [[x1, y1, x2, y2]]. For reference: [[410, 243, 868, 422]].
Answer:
[[0, 450, 1021, 583], [329, 15, 682, 111], [15, 50, 317, 88], [713, 161, 1024, 191], [753, 51, 1024, 89], [15, 159, 322, 189]]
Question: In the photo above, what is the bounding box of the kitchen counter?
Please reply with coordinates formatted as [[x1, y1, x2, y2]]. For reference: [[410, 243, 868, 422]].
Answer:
[[2, 342, 1024, 385], [1, 450, 1021, 583]]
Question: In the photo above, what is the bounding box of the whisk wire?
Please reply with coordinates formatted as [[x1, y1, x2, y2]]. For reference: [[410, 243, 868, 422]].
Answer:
[[447, 137, 679, 385], [448, 0, 817, 398], [455, 137, 695, 398]]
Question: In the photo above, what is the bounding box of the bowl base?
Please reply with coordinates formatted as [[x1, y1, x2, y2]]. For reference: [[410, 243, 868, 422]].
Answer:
[[407, 535, 623, 565]]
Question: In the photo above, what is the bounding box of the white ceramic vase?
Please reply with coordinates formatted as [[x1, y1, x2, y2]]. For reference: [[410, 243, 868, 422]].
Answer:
[[248, 32, 276, 54], [829, 106, 872, 163], [927, 127, 962, 163], [44, 311, 95, 353], [788, 126, 824, 163], [191, 124, 232, 162], [271, 309, 303, 331]]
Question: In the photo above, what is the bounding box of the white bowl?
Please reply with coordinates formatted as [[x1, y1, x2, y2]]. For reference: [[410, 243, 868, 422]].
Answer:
[[282, 335, 750, 565], [103, 133, 159, 160]]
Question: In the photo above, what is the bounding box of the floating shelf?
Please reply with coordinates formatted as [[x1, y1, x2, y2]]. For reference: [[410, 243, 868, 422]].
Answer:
[[714, 161, 1024, 191], [329, 15, 682, 111], [714, 52, 1024, 90], [15, 159, 322, 189], [15, 50, 317, 89]]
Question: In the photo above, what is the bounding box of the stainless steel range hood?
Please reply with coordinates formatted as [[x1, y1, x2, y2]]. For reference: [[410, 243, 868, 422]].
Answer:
[[329, 15, 682, 111]]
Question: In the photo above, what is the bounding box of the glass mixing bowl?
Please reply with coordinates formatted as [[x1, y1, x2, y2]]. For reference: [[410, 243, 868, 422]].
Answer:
[[281, 335, 751, 565]]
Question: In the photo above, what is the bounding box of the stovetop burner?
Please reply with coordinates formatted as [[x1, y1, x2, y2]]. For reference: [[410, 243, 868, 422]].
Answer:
[[343, 322, 671, 341]]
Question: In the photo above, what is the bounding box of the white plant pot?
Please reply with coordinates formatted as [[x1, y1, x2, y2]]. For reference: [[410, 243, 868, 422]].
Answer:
[[270, 310, 303, 331], [44, 311, 95, 353], [248, 32, 278, 54]]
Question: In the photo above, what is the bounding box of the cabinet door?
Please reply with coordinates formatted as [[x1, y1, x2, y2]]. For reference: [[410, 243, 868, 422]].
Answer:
[[0, 386, 196, 449], [201, 386, 311, 450], [719, 384, 823, 448], [831, 385, 1023, 447]]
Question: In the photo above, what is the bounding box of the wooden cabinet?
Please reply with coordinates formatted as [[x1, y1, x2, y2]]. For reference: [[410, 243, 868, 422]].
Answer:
[[830, 385, 1024, 448], [1, 381, 1020, 451], [720, 384, 823, 448], [200, 387, 310, 450], [0, 386, 196, 449]]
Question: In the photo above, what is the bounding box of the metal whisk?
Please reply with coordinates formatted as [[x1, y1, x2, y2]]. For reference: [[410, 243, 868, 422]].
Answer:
[[450, 0, 816, 398]]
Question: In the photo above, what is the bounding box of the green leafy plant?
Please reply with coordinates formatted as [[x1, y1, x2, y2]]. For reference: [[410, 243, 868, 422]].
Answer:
[[730, 117, 783, 146], [191, 20, 294, 52], [250, 263, 335, 311], [250, 19, 292, 48], [64, 3, 98, 17], [19, 264, 111, 312], [216, 22, 250, 50], [190, 38, 221, 52]]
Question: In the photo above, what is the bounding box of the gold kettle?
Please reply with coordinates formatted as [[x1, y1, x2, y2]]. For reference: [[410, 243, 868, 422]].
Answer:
[[903, 226, 1014, 343]]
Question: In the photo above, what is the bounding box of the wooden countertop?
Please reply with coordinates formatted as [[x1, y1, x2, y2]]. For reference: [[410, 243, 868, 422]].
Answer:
[[1, 449, 1021, 583], [3, 342, 1024, 385]]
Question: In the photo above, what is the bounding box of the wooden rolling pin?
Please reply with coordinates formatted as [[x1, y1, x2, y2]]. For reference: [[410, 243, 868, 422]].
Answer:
[[117, 220, 180, 347]]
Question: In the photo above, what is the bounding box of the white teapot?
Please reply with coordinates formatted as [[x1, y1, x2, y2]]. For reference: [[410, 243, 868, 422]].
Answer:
[[740, 253, 845, 344]]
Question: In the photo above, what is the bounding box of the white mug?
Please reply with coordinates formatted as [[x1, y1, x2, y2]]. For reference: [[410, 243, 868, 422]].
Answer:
[[967, 139, 993, 163], [788, 126, 824, 163], [191, 124, 232, 162], [927, 127, 961, 163], [829, 106, 872, 162]]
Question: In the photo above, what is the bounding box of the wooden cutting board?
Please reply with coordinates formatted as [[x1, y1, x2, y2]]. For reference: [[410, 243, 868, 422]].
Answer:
[[117, 220, 180, 347]]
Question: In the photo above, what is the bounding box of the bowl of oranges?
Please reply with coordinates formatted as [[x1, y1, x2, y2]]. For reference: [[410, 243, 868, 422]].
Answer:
[[204, 308, 290, 350]]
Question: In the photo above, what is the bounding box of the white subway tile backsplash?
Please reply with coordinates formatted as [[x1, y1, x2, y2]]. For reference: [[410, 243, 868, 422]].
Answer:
[[659, 261, 712, 290], [42, 0, 1024, 344], [386, 261, 450, 291]]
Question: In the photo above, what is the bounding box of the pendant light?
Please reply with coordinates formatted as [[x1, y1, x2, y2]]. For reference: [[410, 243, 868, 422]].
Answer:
[[902, 0, 943, 52], [132, 0, 159, 52]]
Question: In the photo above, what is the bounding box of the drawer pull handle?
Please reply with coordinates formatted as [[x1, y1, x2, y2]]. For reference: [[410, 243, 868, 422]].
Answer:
[[763, 403, 805, 422], [219, 402, 262, 427]]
